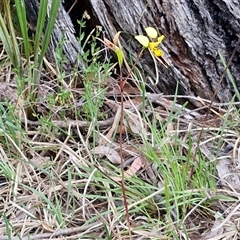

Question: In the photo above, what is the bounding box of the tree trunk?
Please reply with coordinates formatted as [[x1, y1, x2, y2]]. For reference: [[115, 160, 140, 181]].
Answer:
[[87, 0, 240, 106], [25, 0, 240, 107], [25, 0, 86, 71]]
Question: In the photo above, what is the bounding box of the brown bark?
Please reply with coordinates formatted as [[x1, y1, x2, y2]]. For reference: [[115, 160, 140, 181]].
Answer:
[[25, 0, 240, 107], [87, 0, 240, 106]]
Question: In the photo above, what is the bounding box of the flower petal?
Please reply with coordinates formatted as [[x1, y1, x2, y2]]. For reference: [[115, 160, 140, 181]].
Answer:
[[135, 35, 149, 47], [104, 38, 115, 50], [157, 35, 165, 43], [149, 42, 163, 57], [152, 48, 163, 57], [149, 41, 160, 49], [113, 31, 122, 45], [145, 27, 158, 39]]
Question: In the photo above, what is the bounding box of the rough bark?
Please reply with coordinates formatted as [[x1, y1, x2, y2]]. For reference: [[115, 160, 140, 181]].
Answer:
[[25, 0, 86, 71], [25, 0, 240, 107], [87, 0, 240, 106]]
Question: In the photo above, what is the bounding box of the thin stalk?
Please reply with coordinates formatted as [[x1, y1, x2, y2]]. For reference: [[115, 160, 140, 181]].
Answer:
[[119, 67, 131, 237]]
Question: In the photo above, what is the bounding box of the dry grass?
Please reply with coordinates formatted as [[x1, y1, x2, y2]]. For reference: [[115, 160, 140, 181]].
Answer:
[[1, 36, 240, 240]]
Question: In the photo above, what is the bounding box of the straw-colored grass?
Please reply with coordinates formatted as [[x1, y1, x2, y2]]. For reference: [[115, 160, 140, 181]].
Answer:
[[0, 1, 240, 240]]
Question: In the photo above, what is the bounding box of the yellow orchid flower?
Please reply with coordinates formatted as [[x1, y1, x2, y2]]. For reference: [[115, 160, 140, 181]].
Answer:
[[135, 27, 165, 57], [135, 27, 169, 84]]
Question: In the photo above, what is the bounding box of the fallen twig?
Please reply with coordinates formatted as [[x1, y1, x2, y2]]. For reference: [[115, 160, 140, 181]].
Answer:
[[22, 116, 115, 128], [0, 222, 103, 240]]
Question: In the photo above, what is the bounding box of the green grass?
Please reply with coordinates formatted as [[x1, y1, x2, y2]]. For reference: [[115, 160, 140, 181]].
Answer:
[[0, 0, 60, 119], [0, 1, 240, 240]]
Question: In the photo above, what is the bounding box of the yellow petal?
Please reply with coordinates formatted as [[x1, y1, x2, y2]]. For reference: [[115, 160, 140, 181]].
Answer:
[[152, 48, 163, 57], [135, 35, 149, 47], [149, 43, 163, 57], [149, 41, 160, 49], [157, 35, 165, 43], [145, 27, 158, 39]]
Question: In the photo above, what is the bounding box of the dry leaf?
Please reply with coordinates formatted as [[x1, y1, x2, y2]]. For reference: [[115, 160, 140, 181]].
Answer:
[[92, 146, 121, 164], [216, 158, 240, 192], [111, 156, 143, 181], [30, 156, 50, 167], [124, 112, 147, 136], [123, 97, 142, 109]]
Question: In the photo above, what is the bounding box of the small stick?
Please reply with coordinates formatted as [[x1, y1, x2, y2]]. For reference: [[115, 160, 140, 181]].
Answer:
[[22, 116, 114, 128], [0, 222, 103, 240]]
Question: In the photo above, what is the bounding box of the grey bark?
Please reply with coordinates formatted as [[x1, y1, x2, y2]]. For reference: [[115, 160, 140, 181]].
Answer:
[[88, 0, 240, 106], [25, 0, 240, 106], [25, 0, 86, 70]]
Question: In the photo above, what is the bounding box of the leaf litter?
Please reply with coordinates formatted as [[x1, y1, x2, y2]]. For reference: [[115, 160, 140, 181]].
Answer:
[[1, 58, 240, 239]]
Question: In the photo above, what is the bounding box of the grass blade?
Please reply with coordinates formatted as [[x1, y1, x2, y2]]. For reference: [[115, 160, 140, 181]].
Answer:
[[39, 0, 61, 63], [0, 0, 21, 71], [15, 0, 30, 62]]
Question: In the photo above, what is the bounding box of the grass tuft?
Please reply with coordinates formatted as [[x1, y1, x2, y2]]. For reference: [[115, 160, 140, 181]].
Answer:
[[0, 2, 240, 240]]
